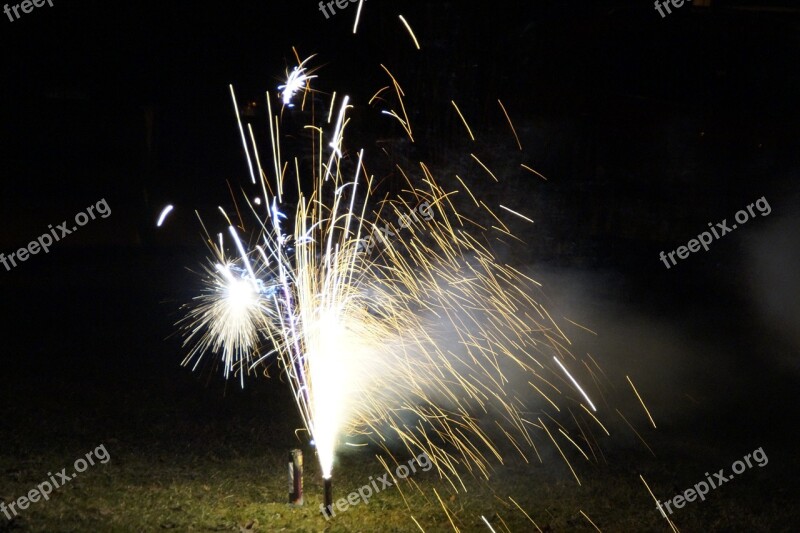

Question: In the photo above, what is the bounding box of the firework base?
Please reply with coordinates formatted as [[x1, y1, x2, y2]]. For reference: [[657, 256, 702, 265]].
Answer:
[[322, 477, 333, 517]]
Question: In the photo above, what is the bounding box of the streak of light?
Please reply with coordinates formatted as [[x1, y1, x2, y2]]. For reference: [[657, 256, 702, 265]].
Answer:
[[352, 0, 365, 33], [520, 163, 548, 180], [554, 357, 597, 412], [497, 99, 522, 150], [640, 475, 681, 532], [579, 510, 602, 532], [398, 15, 421, 49], [156, 205, 174, 227], [451, 100, 475, 141], [499, 204, 534, 224], [627, 375, 657, 428]]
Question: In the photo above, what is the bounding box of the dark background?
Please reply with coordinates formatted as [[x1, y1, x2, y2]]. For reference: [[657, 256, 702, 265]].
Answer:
[[1, 0, 799, 530]]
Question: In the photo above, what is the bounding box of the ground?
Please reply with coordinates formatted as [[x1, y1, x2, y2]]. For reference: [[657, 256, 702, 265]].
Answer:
[[0, 251, 797, 532]]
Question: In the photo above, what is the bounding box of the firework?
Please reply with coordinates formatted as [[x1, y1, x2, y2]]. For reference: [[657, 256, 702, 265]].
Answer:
[[177, 53, 610, 498], [277, 54, 317, 108]]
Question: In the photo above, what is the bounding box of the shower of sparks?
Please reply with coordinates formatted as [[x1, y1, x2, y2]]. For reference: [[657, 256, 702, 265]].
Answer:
[[176, 51, 621, 496], [179, 260, 269, 388], [156, 204, 174, 227]]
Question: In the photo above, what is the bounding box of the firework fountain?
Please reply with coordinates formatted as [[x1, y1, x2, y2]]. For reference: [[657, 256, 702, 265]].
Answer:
[[174, 47, 630, 526]]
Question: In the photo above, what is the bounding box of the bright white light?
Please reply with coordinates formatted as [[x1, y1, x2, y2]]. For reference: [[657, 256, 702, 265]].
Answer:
[[554, 357, 597, 412], [156, 205, 174, 227], [352, 0, 365, 34], [278, 57, 317, 108], [226, 277, 257, 312]]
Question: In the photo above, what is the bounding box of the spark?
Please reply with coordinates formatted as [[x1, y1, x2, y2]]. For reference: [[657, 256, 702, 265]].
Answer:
[[562, 317, 597, 336], [509, 496, 542, 532], [229, 85, 256, 184], [352, 0, 365, 34], [627, 375, 657, 428], [579, 510, 602, 532], [497, 99, 522, 150], [433, 488, 459, 532], [228, 225, 257, 283], [156, 205, 174, 227], [640, 475, 681, 532], [471, 153, 500, 182], [451, 100, 475, 141], [529, 381, 560, 412], [277, 55, 317, 108], [580, 403, 610, 436], [558, 428, 590, 461], [499, 204, 534, 224], [327, 91, 337, 123], [481, 515, 496, 532], [398, 15, 421, 49], [616, 409, 656, 457], [554, 357, 597, 412], [455, 175, 480, 207], [540, 417, 581, 485], [379, 64, 413, 140], [520, 163, 548, 180], [328, 95, 350, 160]]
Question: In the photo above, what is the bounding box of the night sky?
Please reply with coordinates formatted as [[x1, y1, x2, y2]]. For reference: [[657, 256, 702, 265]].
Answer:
[[1, 0, 799, 530]]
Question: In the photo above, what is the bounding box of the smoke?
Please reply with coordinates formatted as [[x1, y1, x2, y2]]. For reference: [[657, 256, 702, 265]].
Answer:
[[519, 265, 746, 428], [744, 205, 800, 374]]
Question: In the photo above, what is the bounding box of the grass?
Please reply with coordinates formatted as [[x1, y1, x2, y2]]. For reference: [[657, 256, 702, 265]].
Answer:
[[0, 382, 795, 532]]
